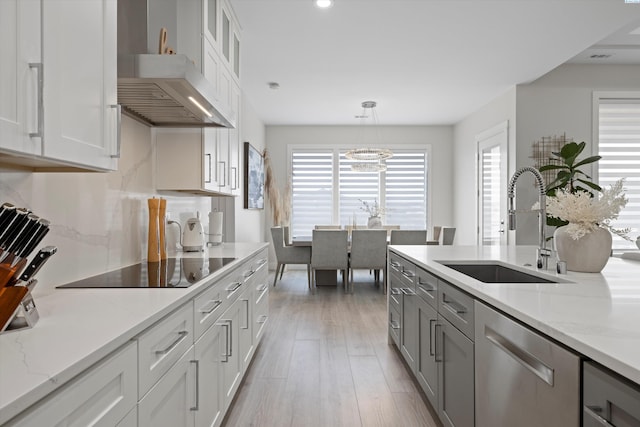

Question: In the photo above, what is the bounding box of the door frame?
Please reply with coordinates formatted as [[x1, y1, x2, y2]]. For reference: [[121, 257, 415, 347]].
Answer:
[[476, 121, 509, 246]]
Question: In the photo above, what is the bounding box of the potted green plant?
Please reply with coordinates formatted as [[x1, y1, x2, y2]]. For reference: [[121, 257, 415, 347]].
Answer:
[[538, 141, 601, 227]]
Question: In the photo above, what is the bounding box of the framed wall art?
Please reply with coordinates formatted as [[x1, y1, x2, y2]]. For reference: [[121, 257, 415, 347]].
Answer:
[[244, 142, 264, 209]]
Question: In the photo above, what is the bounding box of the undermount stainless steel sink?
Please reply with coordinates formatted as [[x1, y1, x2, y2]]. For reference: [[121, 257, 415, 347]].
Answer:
[[440, 262, 559, 283]]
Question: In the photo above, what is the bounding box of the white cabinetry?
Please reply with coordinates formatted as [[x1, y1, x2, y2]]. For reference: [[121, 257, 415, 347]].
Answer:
[[138, 347, 197, 427], [154, 0, 241, 196], [6, 342, 137, 427], [0, 0, 118, 171]]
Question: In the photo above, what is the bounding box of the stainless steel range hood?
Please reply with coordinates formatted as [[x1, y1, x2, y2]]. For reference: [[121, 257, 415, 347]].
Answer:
[[117, 0, 235, 128]]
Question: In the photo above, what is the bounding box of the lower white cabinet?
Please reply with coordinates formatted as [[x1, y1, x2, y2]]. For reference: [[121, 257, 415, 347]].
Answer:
[[194, 321, 225, 427], [138, 347, 197, 427], [220, 297, 243, 409], [6, 341, 137, 427]]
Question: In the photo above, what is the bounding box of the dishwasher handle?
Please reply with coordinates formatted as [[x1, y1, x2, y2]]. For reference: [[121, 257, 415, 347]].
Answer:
[[485, 325, 555, 386]]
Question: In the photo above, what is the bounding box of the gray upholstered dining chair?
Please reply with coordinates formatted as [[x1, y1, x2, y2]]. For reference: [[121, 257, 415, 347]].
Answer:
[[314, 225, 341, 230], [349, 229, 388, 293], [311, 229, 349, 290], [390, 229, 428, 245], [442, 227, 456, 245], [271, 226, 312, 287]]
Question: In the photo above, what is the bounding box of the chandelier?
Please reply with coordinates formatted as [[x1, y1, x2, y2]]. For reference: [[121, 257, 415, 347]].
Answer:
[[347, 101, 393, 172]]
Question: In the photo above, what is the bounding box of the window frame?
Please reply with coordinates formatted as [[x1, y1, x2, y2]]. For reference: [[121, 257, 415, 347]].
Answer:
[[287, 144, 432, 234], [592, 91, 640, 252]]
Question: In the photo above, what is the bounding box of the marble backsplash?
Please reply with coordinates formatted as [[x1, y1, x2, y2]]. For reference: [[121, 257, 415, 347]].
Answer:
[[0, 117, 212, 292]]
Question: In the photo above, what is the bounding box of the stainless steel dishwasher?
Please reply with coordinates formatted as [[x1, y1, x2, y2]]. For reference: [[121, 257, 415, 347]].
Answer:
[[475, 301, 580, 427]]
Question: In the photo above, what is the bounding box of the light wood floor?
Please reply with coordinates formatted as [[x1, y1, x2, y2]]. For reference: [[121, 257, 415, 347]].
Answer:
[[222, 269, 442, 427]]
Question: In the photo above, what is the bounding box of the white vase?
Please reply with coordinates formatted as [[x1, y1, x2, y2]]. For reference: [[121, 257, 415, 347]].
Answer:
[[554, 225, 612, 273], [367, 216, 382, 229]]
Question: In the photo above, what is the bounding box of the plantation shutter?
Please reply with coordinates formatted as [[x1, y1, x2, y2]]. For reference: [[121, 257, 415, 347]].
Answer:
[[598, 100, 640, 251], [290, 150, 334, 238], [384, 152, 427, 229]]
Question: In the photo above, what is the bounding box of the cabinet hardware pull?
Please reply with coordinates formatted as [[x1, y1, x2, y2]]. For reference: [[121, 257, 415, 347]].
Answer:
[[389, 320, 400, 330], [218, 161, 226, 187], [434, 323, 443, 362], [28, 63, 43, 139], [442, 298, 467, 315], [584, 406, 614, 426], [390, 261, 401, 270], [402, 271, 415, 279], [190, 360, 200, 411], [243, 269, 254, 278], [228, 319, 233, 357], [231, 166, 238, 190], [390, 288, 401, 295], [242, 299, 250, 329], [429, 319, 436, 356], [199, 299, 222, 314], [219, 321, 230, 362], [226, 282, 242, 292], [485, 325, 555, 386], [256, 284, 267, 292], [110, 104, 121, 158], [257, 315, 268, 324], [155, 330, 188, 355], [257, 258, 267, 266], [401, 288, 416, 296], [418, 281, 436, 292], [205, 153, 212, 183]]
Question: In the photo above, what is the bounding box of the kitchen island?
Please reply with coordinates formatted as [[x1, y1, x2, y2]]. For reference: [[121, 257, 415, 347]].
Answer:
[[389, 244, 640, 426], [0, 242, 268, 426], [389, 244, 640, 385]]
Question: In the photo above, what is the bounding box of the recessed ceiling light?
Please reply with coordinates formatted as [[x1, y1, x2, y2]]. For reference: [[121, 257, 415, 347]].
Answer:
[[314, 0, 333, 9], [268, 82, 280, 90], [590, 54, 612, 59]]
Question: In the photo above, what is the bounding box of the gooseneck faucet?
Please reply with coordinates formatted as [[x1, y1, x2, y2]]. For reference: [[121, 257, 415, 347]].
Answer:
[[507, 166, 551, 269]]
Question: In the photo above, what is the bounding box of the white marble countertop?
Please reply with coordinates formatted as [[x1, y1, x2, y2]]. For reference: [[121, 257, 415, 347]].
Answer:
[[389, 244, 640, 387], [0, 242, 268, 425]]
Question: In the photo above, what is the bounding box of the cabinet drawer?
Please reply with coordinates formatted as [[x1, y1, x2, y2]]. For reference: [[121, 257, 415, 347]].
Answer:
[[438, 280, 474, 340], [389, 306, 401, 348], [8, 342, 137, 427], [194, 283, 226, 340], [138, 302, 194, 398], [584, 361, 640, 426], [254, 282, 269, 342], [221, 268, 247, 306], [389, 253, 416, 291], [416, 267, 438, 308]]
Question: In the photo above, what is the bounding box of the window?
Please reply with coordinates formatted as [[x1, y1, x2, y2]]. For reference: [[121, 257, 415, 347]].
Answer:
[[597, 96, 640, 251], [289, 146, 428, 236]]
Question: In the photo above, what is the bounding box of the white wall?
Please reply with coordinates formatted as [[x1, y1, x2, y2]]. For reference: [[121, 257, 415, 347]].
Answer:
[[453, 87, 517, 245], [514, 63, 640, 244], [0, 116, 212, 292], [265, 125, 454, 225], [227, 94, 266, 243]]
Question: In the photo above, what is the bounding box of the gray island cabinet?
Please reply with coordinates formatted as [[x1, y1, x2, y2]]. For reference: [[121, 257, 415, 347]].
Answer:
[[388, 245, 640, 427]]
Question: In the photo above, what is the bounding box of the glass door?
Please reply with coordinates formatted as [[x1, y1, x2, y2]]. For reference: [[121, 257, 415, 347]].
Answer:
[[477, 122, 508, 245]]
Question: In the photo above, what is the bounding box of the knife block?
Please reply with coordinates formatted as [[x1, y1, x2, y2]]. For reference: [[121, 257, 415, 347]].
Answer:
[[0, 281, 39, 334]]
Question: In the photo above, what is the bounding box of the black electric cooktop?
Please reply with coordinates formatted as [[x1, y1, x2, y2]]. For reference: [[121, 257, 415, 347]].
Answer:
[[57, 257, 236, 289]]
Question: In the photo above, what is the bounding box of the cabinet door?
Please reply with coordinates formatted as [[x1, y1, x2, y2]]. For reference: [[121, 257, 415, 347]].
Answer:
[[228, 83, 241, 194], [7, 342, 137, 427], [400, 288, 418, 371], [416, 297, 438, 409], [138, 347, 197, 427], [239, 288, 254, 368], [42, 0, 118, 170], [220, 302, 242, 410], [254, 281, 269, 343], [195, 324, 224, 427], [0, 0, 41, 156], [437, 317, 474, 427]]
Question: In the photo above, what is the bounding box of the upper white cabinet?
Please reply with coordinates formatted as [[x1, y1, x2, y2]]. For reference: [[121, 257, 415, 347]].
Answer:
[[0, 0, 119, 172], [154, 0, 241, 196], [0, 0, 41, 158]]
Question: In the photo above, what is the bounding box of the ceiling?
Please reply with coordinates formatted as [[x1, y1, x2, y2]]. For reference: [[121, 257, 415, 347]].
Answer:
[[229, 0, 640, 126]]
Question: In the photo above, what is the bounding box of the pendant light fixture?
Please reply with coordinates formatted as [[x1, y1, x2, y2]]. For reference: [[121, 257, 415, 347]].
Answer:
[[346, 101, 393, 172]]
